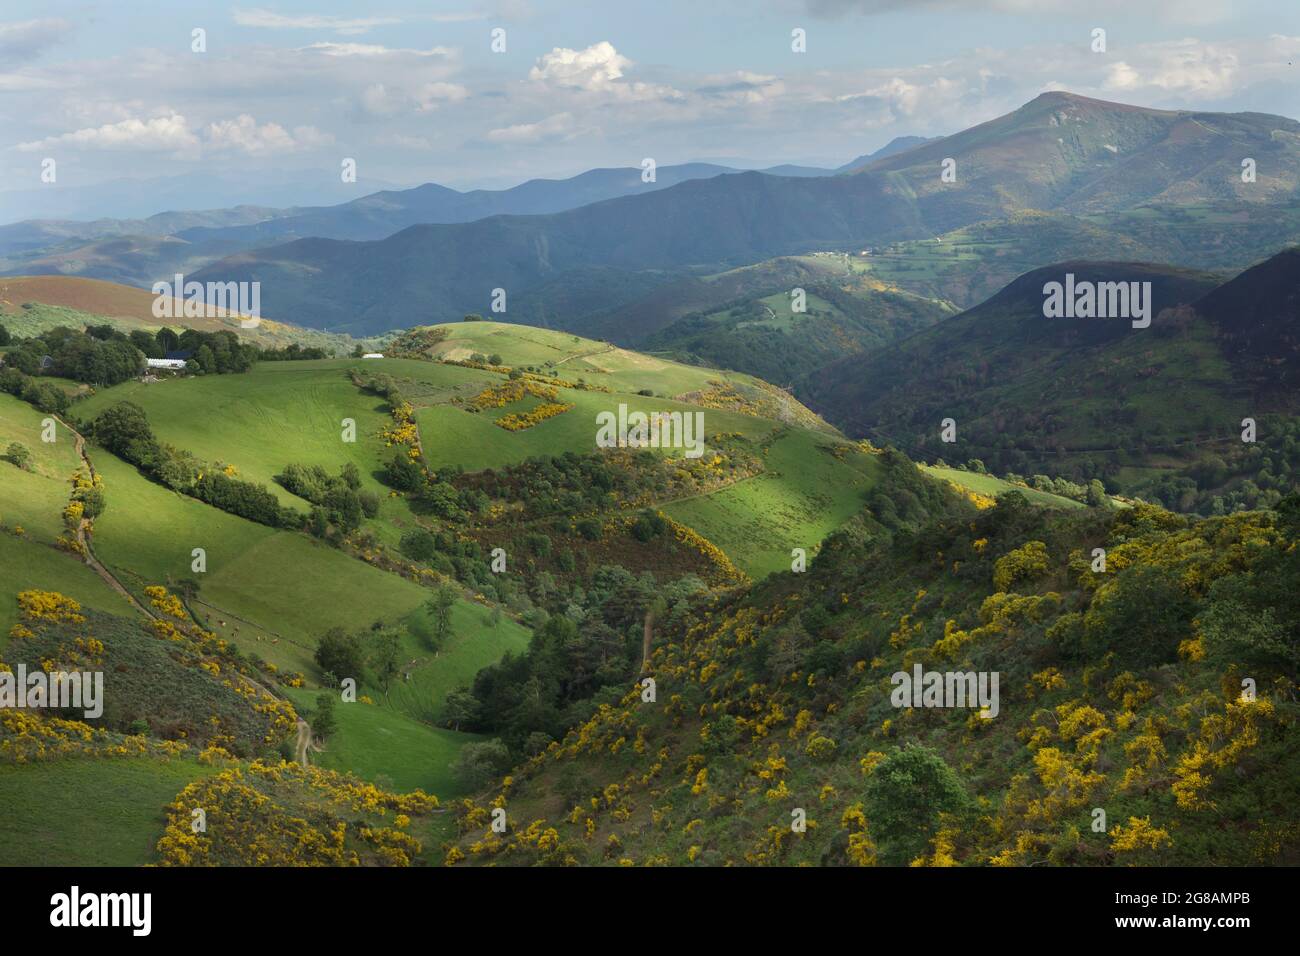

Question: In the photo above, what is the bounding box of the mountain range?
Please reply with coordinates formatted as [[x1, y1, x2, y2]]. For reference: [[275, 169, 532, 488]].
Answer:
[[4, 91, 1300, 343], [180, 92, 1300, 335]]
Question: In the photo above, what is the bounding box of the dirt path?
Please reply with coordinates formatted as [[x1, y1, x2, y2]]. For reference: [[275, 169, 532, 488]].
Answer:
[[552, 344, 615, 369], [57, 417, 158, 621], [294, 719, 312, 766]]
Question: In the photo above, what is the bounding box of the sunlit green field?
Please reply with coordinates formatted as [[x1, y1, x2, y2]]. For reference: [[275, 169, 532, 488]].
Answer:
[[284, 687, 475, 797], [665, 429, 881, 578], [921, 466, 1086, 509]]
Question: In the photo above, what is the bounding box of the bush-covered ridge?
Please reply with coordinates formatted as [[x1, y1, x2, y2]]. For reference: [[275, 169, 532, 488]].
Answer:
[[445, 483, 1299, 866]]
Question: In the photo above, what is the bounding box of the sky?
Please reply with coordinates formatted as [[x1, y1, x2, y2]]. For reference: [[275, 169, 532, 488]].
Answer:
[[2, 0, 1299, 217]]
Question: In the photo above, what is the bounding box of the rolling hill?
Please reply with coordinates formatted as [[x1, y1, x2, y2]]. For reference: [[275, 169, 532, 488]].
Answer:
[[2, 306, 1295, 868], [0, 274, 359, 353], [0, 317, 905, 861], [801, 248, 1300, 514], [640, 270, 956, 385], [443, 466, 1300, 867]]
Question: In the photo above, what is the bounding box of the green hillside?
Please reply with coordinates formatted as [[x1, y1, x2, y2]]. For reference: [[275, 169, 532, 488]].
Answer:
[[1, 318, 906, 868], [446, 466, 1300, 867], [0, 757, 216, 866], [803, 253, 1300, 516], [3, 290, 1294, 871]]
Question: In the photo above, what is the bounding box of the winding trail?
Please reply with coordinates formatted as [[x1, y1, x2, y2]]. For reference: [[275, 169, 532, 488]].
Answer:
[[55, 414, 310, 753], [57, 416, 157, 621], [294, 719, 312, 766]]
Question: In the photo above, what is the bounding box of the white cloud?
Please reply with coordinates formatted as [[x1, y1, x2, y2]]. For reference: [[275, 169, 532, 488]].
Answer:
[[486, 112, 580, 143], [17, 113, 200, 154], [528, 42, 682, 102], [1141, 40, 1240, 98], [804, 0, 1234, 24], [696, 71, 787, 104], [205, 115, 333, 154], [416, 82, 470, 110], [0, 18, 73, 62], [303, 42, 455, 58], [1104, 62, 1142, 90], [530, 42, 630, 90], [233, 9, 402, 35], [359, 80, 468, 116]]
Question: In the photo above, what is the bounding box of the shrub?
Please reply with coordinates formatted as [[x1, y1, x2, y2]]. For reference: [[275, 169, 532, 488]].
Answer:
[[993, 540, 1049, 591], [631, 510, 667, 542], [2, 442, 31, 470], [400, 528, 437, 562], [450, 738, 512, 789]]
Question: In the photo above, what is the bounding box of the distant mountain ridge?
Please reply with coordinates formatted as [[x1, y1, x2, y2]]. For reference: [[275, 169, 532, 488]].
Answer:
[[0, 160, 839, 260], [835, 135, 942, 172], [185, 92, 1300, 335]]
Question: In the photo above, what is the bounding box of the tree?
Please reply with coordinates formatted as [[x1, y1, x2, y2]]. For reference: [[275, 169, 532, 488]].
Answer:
[[450, 738, 511, 789], [400, 528, 437, 562], [426, 585, 456, 651], [864, 743, 970, 866], [1086, 478, 1110, 508], [314, 627, 365, 685], [155, 327, 180, 353], [90, 402, 156, 461], [369, 628, 402, 692], [443, 689, 480, 732], [1083, 564, 1195, 668], [340, 462, 361, 490], [312, 693, 338, 739], [193, 344, 217, 374], [631, 509, 667, 542], [0, 323, 10, 346], [384, 452, 424, 491], [77, 486, 107, 519]]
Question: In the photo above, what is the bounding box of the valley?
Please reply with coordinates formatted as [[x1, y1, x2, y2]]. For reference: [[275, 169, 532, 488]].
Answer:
[[1, 56, 1296, 880]]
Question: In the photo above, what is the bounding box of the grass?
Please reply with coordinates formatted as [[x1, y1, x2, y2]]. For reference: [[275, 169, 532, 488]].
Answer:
[[378, 599, 531, 724], [285, 687, 476, 798], [664, 430, 881, 578], [411, 320, 817, 400], [418, 387, 775, 473], [735, 291, 842, 331], [0, 756, 215, 866], [0, 534, 134, 644], [0, 275, 360, 352], [76, 360, 396, 510], [921, 466, 1087, 509], [88, 452, 432, 675], [0, 392, 84, 544]]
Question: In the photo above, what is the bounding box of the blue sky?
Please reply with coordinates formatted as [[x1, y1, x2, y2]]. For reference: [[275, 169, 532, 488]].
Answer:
[[2, 0, 1299, 214]]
